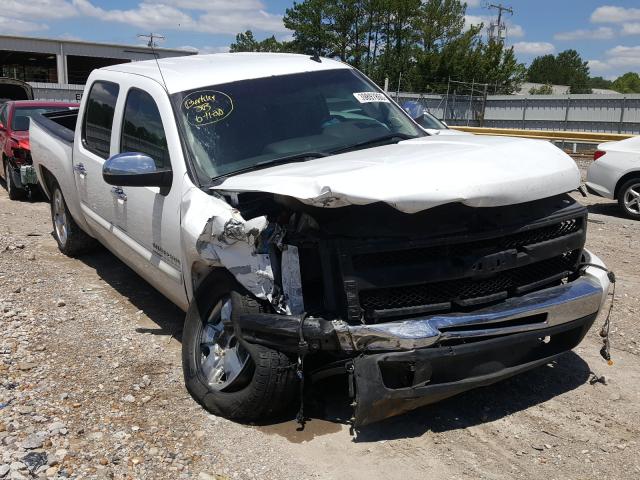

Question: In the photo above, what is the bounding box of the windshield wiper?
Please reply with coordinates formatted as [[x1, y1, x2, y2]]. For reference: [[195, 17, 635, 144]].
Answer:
[[332, 133, 418, 154], [212, 151, 329, 181]]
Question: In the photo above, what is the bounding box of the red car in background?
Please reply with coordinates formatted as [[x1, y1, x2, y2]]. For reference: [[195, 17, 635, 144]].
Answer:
[[0, 100, 78, 200]]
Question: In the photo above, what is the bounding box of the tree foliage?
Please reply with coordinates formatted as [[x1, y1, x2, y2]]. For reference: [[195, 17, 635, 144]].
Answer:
[[527, 50, 591, 94], [528, 83, 553, 95], [588, 76, 613, 90], [612, 72, 640, 94], [230, 31, 287, 53], [229, 0, 527, 93]]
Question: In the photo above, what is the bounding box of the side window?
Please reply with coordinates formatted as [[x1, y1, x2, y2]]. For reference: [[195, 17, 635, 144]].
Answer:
[[82, 81, 119, 159], [120, 88, 169, 169]]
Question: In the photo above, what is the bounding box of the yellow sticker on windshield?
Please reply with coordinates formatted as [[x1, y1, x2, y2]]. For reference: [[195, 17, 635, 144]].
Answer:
[[182, 90, 233, 127]]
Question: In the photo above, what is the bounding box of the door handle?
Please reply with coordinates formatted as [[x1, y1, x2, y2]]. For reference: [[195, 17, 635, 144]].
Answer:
[[73, 163, 87, 175], [110, 186, 127, 201]]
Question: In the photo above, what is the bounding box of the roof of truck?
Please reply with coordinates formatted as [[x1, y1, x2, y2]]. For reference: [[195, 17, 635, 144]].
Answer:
[[102, 53, 351, 94]]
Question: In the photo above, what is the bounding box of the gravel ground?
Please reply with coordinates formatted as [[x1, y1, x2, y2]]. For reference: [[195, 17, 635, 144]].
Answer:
[[1, 167, 639, 480]]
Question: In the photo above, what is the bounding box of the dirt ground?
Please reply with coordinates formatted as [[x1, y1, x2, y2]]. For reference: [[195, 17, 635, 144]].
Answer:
[[1, 166, 639, 479]]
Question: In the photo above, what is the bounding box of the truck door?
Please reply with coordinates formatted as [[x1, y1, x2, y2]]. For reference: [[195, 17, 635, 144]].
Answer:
[[74, 80, 121, 233], [107, 83, 186, 308]]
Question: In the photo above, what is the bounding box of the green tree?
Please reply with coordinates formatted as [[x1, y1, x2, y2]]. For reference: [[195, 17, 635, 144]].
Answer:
[[529, 83, 553, 95], [232, 0, 527, 94], [588, 76, 613, 90], [612, 72, 640, 93], [527, 49, 591, 94], [229, 30, 286, 53]]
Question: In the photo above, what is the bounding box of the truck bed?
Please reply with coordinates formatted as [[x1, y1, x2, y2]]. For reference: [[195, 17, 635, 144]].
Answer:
[[29, 108, 92, 235]]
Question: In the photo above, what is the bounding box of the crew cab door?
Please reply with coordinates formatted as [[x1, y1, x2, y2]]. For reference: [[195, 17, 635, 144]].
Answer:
[[108, 82, 186, 307], [74, 74, 187, 309], [74, 79, 121, 229]]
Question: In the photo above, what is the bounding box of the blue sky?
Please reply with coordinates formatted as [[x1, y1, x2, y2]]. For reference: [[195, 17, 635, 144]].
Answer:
[[1, 1, 639, 79]]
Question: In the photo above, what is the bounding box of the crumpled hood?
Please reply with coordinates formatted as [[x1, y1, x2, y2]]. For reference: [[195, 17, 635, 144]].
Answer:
[[212, 135, 580, 213]]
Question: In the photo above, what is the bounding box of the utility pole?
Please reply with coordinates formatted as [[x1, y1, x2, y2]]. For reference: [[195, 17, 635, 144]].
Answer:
[[138, 33, 165, 48], [484, 3, 513, 43]]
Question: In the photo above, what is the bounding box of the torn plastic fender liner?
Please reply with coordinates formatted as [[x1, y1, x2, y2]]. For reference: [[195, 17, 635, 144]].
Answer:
[[195, 210, 275, 300]]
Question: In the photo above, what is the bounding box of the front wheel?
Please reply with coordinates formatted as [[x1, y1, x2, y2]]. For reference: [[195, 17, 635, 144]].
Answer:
[[182, 270, 298, 421], [617, 179, 640, 220]]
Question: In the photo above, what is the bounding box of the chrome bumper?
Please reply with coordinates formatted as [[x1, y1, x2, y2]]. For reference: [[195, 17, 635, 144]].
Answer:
[[333, 250, 609, 352]]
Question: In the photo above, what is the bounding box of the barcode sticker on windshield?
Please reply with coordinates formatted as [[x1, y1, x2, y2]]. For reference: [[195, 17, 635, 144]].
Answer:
[[353, 92, 390, 103]]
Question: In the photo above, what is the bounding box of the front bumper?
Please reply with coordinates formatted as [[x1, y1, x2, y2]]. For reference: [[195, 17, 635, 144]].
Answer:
[[234, 251, 609, 425]]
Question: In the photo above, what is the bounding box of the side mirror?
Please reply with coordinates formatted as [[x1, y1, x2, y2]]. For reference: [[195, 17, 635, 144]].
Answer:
[[102, 152, 172, 188]]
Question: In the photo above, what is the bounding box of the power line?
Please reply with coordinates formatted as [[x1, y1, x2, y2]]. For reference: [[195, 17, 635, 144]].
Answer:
[[484, 3, 513, 43], [137, 33, 165, 48]]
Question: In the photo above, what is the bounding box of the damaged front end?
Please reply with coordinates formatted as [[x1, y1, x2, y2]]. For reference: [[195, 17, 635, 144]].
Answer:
[[192, 189, 609, 427]]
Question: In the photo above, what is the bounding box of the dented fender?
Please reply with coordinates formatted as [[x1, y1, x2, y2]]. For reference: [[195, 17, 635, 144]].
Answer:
[[180, 183, 276, 302]]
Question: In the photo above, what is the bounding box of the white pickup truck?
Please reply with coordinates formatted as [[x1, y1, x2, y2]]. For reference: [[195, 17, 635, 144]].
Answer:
[[29, 53, 611, 427]]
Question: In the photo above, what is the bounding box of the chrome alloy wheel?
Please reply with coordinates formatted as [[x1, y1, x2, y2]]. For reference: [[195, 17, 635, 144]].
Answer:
[[623, 182, 640, 216], [52, 189, 69, 246], [198, 296, 250, 391]]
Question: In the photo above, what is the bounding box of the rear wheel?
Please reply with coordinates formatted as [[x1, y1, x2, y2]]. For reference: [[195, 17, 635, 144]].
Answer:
[[617, 179, 640, 220], [4, 161, 26, 201], [50, 182, 97, 256], [182, 270, 298, 421]]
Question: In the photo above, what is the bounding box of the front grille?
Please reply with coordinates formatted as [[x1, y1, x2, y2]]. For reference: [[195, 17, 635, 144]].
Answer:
[[343, 213, 586, 323], [360, 250, 580, 313], [352, 218, 582, 271]]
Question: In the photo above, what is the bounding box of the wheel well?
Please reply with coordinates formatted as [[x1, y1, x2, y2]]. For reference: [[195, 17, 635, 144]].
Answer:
[[614, 171, 640, 199], [38, 166, 57, 200]]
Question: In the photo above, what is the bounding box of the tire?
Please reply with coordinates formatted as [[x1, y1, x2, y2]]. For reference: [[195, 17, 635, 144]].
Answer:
[[4, 160, 26, 201], [182, 270, 298, 421], [50, 182, 97, 256], [617, 179, 640, 220]]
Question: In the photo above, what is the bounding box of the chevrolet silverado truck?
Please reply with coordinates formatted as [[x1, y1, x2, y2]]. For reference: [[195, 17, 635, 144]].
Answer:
[[29, 53, 610, 427]]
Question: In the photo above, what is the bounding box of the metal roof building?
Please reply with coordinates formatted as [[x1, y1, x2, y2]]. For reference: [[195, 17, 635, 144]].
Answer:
[[0, 34, 197, 100]]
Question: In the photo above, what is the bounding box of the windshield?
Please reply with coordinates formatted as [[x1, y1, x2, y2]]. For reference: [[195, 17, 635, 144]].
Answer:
[[172, 69, 424, 179], [416, 111, 448, 130], [12, 106, 74, 131]]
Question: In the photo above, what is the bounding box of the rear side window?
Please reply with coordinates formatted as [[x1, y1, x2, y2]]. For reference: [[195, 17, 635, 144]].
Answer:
[[120, 88, 169, 169], [82, 81, 119, 159]]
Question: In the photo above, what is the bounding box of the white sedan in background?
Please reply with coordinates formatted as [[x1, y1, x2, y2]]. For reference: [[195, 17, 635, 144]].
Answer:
[[402, 101, 471, 136], [586, 136, 640, 219]]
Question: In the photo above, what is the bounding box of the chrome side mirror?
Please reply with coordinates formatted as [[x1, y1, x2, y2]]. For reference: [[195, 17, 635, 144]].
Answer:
[[102, 152, 172, 188]]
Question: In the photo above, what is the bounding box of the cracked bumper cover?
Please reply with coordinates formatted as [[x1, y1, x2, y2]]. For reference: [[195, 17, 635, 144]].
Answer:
[[234, 252, 609, 425]]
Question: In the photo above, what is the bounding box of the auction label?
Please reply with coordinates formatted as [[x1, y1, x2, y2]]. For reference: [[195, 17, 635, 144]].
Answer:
[[182, 90, 234, 127], [353, 92, 390, 103]]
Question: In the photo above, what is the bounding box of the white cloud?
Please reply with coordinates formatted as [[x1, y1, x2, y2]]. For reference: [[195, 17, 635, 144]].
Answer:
[[622, 23, 640, 36], [464, 15, 524, 38], [0, 15, 48, 34], [72, 0, 287, 35], [512, 41, 555, 55], [554, 27, 614, 41], [1, 1, 76, 20], [464, 0, 481, 6], [587, 59, 610, 73], [587, 45, 640, 73], [591, 6, 640, 24]]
